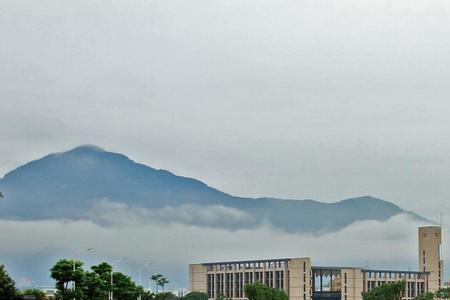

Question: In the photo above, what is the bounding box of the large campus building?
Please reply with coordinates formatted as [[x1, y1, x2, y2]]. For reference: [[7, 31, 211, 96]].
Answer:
[[189, 226, 444, 300]]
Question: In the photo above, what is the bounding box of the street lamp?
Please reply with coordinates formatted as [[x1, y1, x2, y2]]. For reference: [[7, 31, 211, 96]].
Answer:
[[109, 258, 127, 300], [138, 262, 152, 300], [72, 248, 94, 300]]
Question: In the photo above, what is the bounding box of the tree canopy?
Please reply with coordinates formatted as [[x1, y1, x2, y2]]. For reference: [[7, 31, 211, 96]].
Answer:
[[0, 265, 16, 300], [362, 281, 405, 300], [244, 282, 288, 300], [50, 259, 146, 300], [184, 291, 209, 300]]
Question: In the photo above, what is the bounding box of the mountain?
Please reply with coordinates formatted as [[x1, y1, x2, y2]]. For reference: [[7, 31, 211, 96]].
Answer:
[[0, 145, 426, 233]]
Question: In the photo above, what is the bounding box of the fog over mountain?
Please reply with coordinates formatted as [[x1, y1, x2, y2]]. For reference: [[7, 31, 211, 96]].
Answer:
[[0, 145, 427, 233], [0, 146, 445, 290]]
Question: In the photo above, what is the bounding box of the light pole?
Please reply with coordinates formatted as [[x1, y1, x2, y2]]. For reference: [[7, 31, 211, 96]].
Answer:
[[138, 262, 152, 300], [72, 248, 94, 300], [109, 258, 127, 300]]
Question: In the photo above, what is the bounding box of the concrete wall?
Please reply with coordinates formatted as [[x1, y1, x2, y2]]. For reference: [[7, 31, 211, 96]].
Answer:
[[189, 264, 207, 293], [419, 226, 444, 292]]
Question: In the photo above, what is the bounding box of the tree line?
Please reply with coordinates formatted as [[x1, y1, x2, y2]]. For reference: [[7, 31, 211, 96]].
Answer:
[[362, 281, 450, 300], [0, 261, 175, 300]]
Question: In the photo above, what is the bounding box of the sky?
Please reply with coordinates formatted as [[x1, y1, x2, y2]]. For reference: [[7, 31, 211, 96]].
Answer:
[[1, 0, 450, 289]]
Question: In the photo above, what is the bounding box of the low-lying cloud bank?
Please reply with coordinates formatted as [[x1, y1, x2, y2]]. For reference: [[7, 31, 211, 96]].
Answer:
[[88, 199, 259, 229], [0, 212, 447, 290]]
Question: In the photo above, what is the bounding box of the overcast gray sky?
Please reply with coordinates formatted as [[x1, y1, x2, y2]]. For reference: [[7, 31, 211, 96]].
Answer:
[[1, 0, 450, 220]]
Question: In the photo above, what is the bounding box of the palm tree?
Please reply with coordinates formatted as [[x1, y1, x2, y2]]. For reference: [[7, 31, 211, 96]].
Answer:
[[151, 274, 163, 293], [158, 277, 169, 293]]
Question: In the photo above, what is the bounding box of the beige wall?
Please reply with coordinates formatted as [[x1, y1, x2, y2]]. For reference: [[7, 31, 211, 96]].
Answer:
[[189, 264, 207, 293], [341, 269, 364, 300], [288, 258, 312, 300], [419, 226, 443, 292]]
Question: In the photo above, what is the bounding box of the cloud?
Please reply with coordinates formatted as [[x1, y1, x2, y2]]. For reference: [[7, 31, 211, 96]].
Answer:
[[0, 212, 447, 289], [88, 199, 258, 229]]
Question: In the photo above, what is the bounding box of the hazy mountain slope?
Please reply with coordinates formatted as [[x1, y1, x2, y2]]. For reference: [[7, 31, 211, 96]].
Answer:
[[0, 145, 426, 232]]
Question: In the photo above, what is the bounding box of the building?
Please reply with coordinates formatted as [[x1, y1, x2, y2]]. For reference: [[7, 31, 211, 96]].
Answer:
[[189, 226, 444, 300]]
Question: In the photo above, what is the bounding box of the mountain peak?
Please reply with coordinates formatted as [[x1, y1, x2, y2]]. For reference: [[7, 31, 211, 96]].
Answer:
[[65, 145, 106, 154]]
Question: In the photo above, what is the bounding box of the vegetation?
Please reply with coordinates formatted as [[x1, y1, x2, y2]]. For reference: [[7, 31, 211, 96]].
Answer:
[[151, 274, 170, 293], [184, 291, 209, 300], [17, 289, 46, 300], [244, 282, 288, 300], [0, 265, 16, 300], [154, 292, 178, 300], [362, 281, 405, 300], [414, 288, 450, 300], [435, 288, 450, 300], [50, 259, 149, 300], [414, 292, 435, 300]]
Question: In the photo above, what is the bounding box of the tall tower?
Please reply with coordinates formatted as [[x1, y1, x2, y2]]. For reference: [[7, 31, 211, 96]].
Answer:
[[418, 226, 444, 292]]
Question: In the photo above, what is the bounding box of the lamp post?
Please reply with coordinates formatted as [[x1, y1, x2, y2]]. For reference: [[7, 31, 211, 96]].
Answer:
[[72, 248, 94, 300], [109, 258, 127, 300], [138, 262, 152, 300]]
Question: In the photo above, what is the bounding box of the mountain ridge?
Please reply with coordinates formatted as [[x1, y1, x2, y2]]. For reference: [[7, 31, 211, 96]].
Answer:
[[0, 145, 428, 232]]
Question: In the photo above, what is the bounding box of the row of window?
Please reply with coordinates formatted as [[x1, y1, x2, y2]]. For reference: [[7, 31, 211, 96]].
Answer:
[[365, 272, 426, 280], [207, 271, 285, 298], [206, 261, 289, 272], [366, 281, 425, 297]]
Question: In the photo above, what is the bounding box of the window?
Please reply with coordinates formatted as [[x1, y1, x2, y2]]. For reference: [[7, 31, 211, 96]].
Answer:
[[207, 274, 215, 298]]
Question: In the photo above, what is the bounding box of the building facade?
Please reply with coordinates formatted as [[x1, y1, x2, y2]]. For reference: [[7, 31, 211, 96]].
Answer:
[[189, 226, 443, 300]]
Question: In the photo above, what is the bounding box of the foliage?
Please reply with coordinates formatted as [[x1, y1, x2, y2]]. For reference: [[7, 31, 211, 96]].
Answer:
[[112, 271, 142, 300], [50, 259, 86, 300], [0, 264, 16, 300], [436, 288, 450, 300], [151, 274, 170, 293], [154, 292, 178, 300], [244, 282, 288, 300], [414, 292, 435, 300], [215, 294, 231, 300], [85, 262, 113, 300], [362, 281, 405, 300], [50, 259, 144, 300], [18, 289, 46, 300], [141, 290, 156, 300], [184, 291, 208, 300], [151, 274, 163, 293]]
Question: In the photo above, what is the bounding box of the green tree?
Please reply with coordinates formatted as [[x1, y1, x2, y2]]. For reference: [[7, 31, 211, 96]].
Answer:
[[18, 288, 46, 300], [0, 264, 16, 300], [112, 271, 141, 300], [86, 262, 113, 300], [50, 259, 86, 300], [154, 292, 178, 300], [362, 281, 405, 300], [414, 292, 435, 300], [436, 288, 450, 300], [216, 294, 231, 300], [141, 290, 156, 300], [244, 282, 288, 300], [152, 274, 163, 293], [158, 277, 169, 293], [184, 291, 208, 300]]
